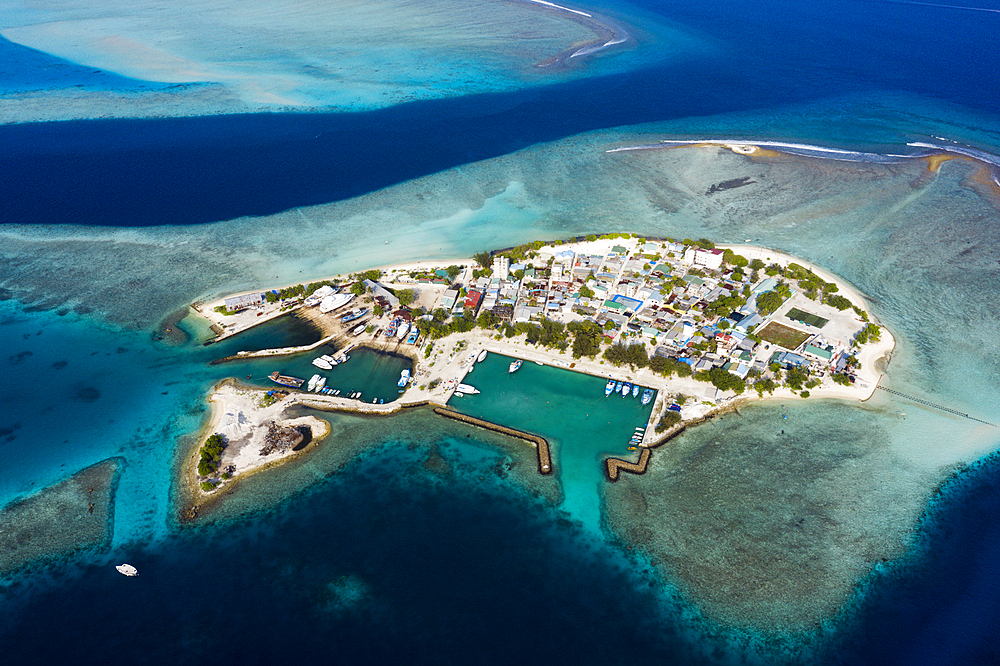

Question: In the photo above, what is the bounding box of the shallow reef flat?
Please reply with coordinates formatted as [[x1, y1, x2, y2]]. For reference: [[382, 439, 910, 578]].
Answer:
[[0, 0, 677, 123], [0, 458, 120, 575]]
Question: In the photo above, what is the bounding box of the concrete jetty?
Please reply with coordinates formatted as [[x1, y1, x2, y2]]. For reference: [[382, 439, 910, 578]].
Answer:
[[433, 408, 552, 474]]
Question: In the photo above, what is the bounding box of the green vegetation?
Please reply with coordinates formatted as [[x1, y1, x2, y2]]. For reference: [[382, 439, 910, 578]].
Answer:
[[473, 250, 492, 268], [722, 249, 749, 267], [825, 293, 853, 310], [396, 289, 416, 307], [197, 434, 226, 477], [568, 320, 602, 358], [200, 481, 217, 492], [694, 367, 746, 394], [655, 410, 682, 432], [214, 305, 239, 316], [424, 342, 434, 358], [754, 377, 777, 396], [832, 372, 852, 386], [350, 281, 366, 296], [603, 342, 649, 368], [755, 281, 792, 315], [784, 366, 810, 391], [579, 284, 595, 298], [855, 323, 881, 345]]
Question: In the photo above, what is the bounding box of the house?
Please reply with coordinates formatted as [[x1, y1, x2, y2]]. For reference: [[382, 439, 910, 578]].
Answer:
[[803, 343, 834, 363], [440, 288, 460, 310], [682, 247, 725, 271]]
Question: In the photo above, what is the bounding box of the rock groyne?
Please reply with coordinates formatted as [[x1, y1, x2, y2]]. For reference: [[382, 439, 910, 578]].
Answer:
[[432, 408, 552, 474]]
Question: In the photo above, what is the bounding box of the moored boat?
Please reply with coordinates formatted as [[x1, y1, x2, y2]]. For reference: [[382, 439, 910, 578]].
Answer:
[[641, 388, 653, 405], [456, 383, 480, 394], [315, 376, 326, 391], [622, 383, 631, 397], [477, 350, 488, 363], [614, 381, 622, 394], [632, 384, 640, 397], [398, 369, 411, 387], [312, 357, 333, 370], [605, 379, 616, 396], [269, 371, 305, 388], [509, 359, 523, 373]]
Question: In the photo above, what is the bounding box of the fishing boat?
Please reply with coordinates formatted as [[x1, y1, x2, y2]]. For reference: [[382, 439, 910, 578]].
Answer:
[[456, 383, 480, 394], [509, 359, 523, 373], [614, 381, 622, 394], [312, 357, 333, 370], [632, 385, 640, 398], [605, 379, 616, 396], [341, 308, 368, 323], [477, 350, 488, 363], [406, 329, 419, 344], [268, 371, 305, 388], [397, 322, 410, 339], [116, 563, 138, 577], [398, 369, 411, 387], [621, 382, 632, 396], [641, 389, 653, 405]]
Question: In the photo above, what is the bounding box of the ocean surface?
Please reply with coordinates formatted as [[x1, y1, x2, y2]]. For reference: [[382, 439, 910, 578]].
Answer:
[[2, 0, 1000, 664]]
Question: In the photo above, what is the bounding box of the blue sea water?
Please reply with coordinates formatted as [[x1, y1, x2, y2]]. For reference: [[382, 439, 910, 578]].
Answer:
[[2, 0, 1000, 663]]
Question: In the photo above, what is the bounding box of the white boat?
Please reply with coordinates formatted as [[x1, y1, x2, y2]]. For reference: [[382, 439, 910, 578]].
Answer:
[[509, 359, 522, 373], [307, 374, 320, 391], [632, 385, 640, 397], [116, 563, 138, 577], [477, 350, 488, 363], [352, 324, 366, 336], [318, 292, 354, 313], [641, 389, 653, 405], [456, 383, 480, 394], [605, 380, 616, 396], [398, 369, 411, 387], [321, 354, 337, 364], [312, 357, 333, 370], [454, 392, 464, 397], [315, 376, 326, 391], [397, 322, 410, 339]]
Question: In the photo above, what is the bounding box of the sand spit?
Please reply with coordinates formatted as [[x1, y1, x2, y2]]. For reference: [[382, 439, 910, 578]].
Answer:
[[0, 458, 121, 575]]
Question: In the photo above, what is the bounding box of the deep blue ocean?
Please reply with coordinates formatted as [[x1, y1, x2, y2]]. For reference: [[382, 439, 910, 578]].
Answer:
[[2, 1, 1000, 664]]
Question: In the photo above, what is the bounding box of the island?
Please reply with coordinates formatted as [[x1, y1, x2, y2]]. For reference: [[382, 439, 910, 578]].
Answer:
[[182, 233, 894, 510]]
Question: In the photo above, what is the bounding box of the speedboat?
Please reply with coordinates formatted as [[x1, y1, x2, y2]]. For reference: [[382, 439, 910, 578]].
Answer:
[[632, 385, 640, 398], [312, 357, 333, 370], [641, 389, 653, 405], [614, 381, 622, 394], [456, 383, 480, 394], [116, 563, 138, 577], [605, 379, 616, 396], [509, 359, 522, 373], [478, 350, 488, 363], [398, 369, 411, 387], [315, 377, 326, 391], [621, 382, 632, 397]]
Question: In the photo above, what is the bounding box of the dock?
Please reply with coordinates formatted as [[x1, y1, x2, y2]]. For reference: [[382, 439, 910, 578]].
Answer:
[[432, 408, 552, 474]]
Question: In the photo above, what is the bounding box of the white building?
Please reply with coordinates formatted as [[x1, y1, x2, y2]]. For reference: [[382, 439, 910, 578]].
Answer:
[[682, 247, 725, 271], [492, 256, 510, 281]]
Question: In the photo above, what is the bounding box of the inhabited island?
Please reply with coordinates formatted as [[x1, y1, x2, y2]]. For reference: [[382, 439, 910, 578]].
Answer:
[[183, 233, 894, 507]]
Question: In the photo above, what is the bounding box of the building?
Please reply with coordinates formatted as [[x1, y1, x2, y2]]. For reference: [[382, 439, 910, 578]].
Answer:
[[682, 247, 725, 271], [492, 256, 510, 281], [224, 292, 264, 311], [491, 304, 514, 322]]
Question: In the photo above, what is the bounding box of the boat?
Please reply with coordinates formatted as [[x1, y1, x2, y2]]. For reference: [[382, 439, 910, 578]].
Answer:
[[641, 389, 653, 405], [454, 392, 464, 397], [605, 379, 616, 396], [622, 383, 631, 397], [632, 385, 640, 397], [398, 369, 411, 387], [268, 371, 305, 388], [477, 350, 488, 363], [509, 359, 522, 373], [315, 377, 326, 391], [318, 292, 354, 313], [341, 308, 368, 323], [406, 329, 419, 344], [352, 324, 366, 336], [307, 374, 320, 391], [321, 354, 337, 364], [614, 381, 622, 394], [312, 357, 333, 370], [628, 446, 637, 451], [116, 563, 138, 577], [397, 322, 410, 339], [456, 383, 480, 394], [535, 361, 543, 365], [372, 398, 377, 403], [333, 390, 340, 396]]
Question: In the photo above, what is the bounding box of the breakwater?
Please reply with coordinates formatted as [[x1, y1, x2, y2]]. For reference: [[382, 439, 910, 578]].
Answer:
[[432, 408, 552, 474], [605, 448, 651, 482]]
